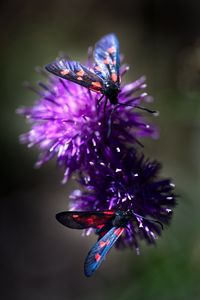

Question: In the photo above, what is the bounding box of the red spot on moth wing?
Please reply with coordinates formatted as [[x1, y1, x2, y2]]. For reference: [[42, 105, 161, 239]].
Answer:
[[103, 58, 110, 65], [114, 228, 124, 236], [72, 214, 79, 219], [103, 211, 115, 215], [96, 224, 104, 229], [60, 69, 70, 75], [91, 81, 102, 88], [90, 88, 101, 93], [76, 70, 85, 76], [99, 241, 106, 248], [99, 240, 110, 248], [72, 215, 96, 224], [107, 46, 116, 54], [95, 253, 101, 262], [85, 217, 96, 224], [95, 66, 102, 72], [111, 73, 117, 82]]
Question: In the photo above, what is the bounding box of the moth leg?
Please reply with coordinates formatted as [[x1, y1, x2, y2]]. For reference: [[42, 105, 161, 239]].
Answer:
[[97, 94, 105, 108], [107, 107, 115, 138], [103, 97, 108, 115]]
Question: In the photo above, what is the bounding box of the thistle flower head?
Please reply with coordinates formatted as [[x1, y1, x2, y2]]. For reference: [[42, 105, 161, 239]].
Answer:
[[17, 66, 158, 183], [70, 147, 176, 252]]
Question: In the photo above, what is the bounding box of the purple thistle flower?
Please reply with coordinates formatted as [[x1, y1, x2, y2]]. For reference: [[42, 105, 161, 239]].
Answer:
[[69, 147, 176, 252], [17, 66, 158, 183]]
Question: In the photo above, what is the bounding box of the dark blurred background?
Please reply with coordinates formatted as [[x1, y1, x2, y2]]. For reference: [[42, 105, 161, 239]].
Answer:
[[1, 0, 200, 299]]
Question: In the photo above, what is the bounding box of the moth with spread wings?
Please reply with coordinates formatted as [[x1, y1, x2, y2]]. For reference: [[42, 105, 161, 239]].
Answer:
[[56, 210, 130, 277], [56, 210, 163, 277], [45, 33, 121, 105]]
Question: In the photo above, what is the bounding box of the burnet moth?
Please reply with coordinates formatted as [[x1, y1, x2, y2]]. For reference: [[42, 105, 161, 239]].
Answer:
[[56, 210, 163, 277], [45, 33, 121, 105]]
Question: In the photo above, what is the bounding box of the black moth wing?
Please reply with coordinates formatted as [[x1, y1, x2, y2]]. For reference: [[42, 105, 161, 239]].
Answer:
[[56, 211, 116, 230], [45, 59, 105, 93], [93, 33, 120, 84]]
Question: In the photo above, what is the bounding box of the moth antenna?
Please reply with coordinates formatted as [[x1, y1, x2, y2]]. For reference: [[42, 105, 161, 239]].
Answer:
[[57, 51, 71, 60], [87, 46, 93, 67], [134, 105, 159, 116], [115, 100, 158, 117], [103, 97, 108, 115]]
